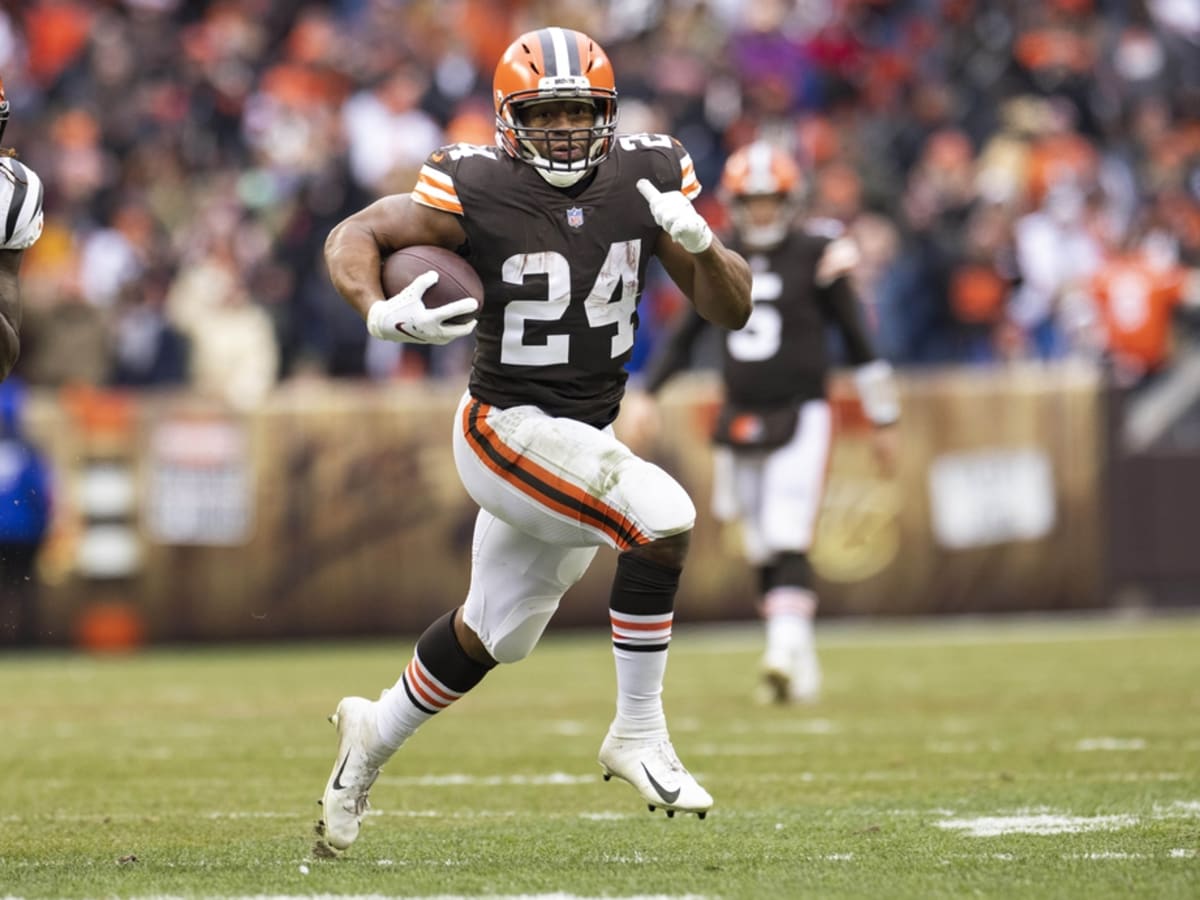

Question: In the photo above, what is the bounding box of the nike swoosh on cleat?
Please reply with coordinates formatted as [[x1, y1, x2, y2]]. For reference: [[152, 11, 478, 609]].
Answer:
[[640, 763, 681, 804], [331, 754, 351, 791]]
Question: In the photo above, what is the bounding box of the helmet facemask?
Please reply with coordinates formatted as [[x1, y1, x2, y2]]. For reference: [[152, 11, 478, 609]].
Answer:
[[720, 142, 804, 250], [731, 194, 798, 250], [498, 85, 617, 187], [493, 28, 619, 188]]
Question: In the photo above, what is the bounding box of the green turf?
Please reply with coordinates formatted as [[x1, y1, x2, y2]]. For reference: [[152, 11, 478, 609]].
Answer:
[[1, 613, 1198, 899]]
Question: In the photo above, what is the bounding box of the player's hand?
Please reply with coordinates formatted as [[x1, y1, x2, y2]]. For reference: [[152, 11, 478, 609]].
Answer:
[[636, 179, 713, 254], [870, 422, 900, 479], [815, 236, 860, 287], [366, 270, 478, 345], [616, 389, 662, 454]]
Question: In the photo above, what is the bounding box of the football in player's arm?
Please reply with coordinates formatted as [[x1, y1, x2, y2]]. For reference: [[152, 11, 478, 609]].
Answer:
[[0, 81, 45, 382], [623, 140, 900, 706], [316, 26, 750, 856]]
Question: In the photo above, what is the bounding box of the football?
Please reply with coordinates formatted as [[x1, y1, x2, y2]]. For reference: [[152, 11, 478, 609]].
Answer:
[[381, 245, 483, 326]]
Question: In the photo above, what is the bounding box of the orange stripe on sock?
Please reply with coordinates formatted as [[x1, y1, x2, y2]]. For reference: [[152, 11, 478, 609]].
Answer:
[[405, 659, 455, 710], [610, 614, 673, 631]]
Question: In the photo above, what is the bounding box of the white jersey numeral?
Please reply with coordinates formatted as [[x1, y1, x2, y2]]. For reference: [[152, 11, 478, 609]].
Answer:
[[448, 143, 499, 161], [500, 241, 641, 366], [727, 270, 783, 362], [617, 133, 674, 151]]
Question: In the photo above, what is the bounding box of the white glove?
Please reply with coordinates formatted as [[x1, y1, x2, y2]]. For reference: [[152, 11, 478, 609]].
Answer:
[[636, 178, 713, 254], [366, 270, 479, 346]]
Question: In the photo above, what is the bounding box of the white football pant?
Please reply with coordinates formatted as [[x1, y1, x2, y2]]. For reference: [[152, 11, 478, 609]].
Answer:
[[711, 399, 832, 565], [451, 392, 696, 662]]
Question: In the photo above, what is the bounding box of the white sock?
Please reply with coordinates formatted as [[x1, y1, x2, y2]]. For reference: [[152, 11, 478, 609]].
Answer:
[[374, 652, 464, 753], [762, 587, 816, 672], [610, 610, 672, 737]]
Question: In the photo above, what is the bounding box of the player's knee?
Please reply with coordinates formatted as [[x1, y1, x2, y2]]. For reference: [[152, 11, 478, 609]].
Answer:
[[628, 528, 691, 569], [487, 612, 555, 664], [453, 608, 498, 667], [619, 458, 696, 537]]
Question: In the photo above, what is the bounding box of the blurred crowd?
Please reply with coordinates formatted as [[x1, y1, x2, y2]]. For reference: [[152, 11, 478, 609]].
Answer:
[[4, 0, 1200, 408]]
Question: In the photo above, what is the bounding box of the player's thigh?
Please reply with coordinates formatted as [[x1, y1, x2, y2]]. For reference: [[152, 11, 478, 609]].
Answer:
[[453, 393, 694, 550], [463, 508, 598, 663], [720, 450, 771, 563], [759, 400, 833, 552]]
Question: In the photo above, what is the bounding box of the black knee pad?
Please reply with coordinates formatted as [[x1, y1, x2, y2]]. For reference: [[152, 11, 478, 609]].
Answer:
[[761, 552, 812, 593], [610, 551, 681, 617]]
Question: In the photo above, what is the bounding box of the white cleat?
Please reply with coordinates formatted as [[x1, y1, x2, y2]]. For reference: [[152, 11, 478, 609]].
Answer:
[[758, 665, 793, 706], [598, 729, 712, 819], [314, 696, 387, 855], [758, 656, 821, 706], [789, 651, 822, 704]]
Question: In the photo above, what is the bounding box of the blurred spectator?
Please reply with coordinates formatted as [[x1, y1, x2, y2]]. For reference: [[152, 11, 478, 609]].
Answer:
[[18, 290, 112, 387], [1008, 178, 1104, 360], [0, 0, 1194, 386], [108, 268, 190, 388], [1088, 224, 1192, 389], [165, 222, 279, 411], [341, 65, 443, 195], [0, 377, 52, 646], [947, 201, 1020, 363]]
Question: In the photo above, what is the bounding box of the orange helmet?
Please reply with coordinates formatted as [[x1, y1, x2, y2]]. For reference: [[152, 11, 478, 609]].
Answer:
[[720, 141, 803, 199], [720, 141, 804, 248], [493, 27, 618, 187]]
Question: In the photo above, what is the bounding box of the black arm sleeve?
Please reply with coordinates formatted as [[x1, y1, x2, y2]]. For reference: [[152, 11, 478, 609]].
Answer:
[[824, 276, 879, 366], [641, 306, 710, 395]]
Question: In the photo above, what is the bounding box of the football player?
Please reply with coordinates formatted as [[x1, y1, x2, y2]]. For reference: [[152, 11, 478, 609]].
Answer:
[[0, 77, 45, 382], [317, 27, 751, 853], [624, 141, 900, 705]]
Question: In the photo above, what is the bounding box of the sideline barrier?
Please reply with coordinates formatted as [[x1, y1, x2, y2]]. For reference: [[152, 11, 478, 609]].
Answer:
[[23, 365, 1106, 644]]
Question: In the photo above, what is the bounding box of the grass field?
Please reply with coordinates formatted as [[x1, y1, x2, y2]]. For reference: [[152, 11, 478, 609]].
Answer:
[[1, 611, 1198, 899]]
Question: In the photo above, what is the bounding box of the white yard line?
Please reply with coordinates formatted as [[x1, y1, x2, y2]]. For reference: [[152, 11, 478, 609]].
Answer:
[[935, 813, 1139, 836]]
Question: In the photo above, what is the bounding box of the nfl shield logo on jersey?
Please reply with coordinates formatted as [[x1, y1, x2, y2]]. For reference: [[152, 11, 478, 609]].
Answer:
[[566, 206, 584, 228]]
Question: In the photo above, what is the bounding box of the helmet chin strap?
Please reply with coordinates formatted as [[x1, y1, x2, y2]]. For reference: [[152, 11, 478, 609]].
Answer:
[[534, 166, 588, 188], [740, 221, 788, 249]]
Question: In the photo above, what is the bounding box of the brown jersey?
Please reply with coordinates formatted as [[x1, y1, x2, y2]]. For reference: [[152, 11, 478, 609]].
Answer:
[[644, 225, 881, 438], [412, 134, 701, 428]]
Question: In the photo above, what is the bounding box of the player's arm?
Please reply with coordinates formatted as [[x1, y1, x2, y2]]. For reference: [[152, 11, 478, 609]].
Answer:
[[637, 179, 751, 330], [324, 192, 476, 346], [640, 306, 709, 396], [816, 237, 901, 472], [0, 249, 21, 380], [324, 193, 466, 320], [827, 276, 900, 425], [619, 304, 709, 452], [0, 150, 45, 382]]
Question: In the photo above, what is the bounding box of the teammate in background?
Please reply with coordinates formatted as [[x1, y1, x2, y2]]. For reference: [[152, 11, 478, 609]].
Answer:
[[318, 27, 751, 854], [623, 141, 899, 705], [0, 78, 46, 382]]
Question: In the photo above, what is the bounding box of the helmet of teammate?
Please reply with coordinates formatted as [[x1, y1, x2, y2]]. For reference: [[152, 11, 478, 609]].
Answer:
[[0, 75, 10, 149], [720, 141, 804, 250], [493, 27, 618, 188]]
